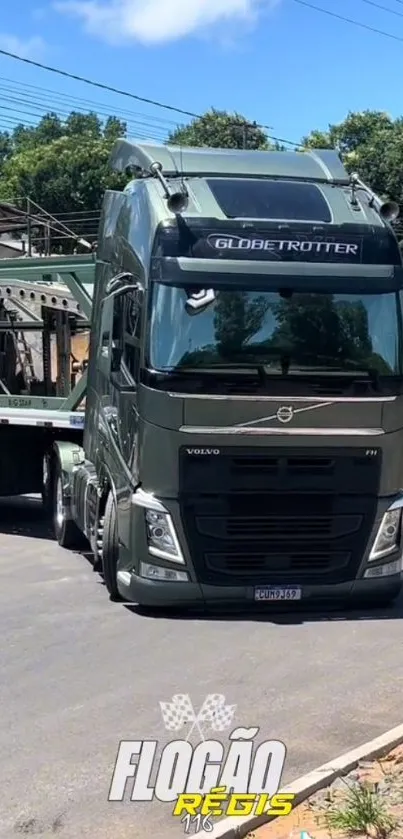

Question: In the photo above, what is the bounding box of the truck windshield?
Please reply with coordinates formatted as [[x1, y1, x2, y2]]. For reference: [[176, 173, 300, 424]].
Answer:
[[148, 284, 402, 377]]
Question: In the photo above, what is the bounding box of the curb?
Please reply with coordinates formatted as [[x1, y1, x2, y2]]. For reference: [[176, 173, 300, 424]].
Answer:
[[210, 722, 403, 839]]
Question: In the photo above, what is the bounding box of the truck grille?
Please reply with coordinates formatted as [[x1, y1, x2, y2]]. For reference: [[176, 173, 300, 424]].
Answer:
[[179, 447, 381, 586]]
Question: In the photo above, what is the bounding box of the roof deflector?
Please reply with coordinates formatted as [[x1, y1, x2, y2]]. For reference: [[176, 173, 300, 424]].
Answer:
[[110, 137, 351, 184]]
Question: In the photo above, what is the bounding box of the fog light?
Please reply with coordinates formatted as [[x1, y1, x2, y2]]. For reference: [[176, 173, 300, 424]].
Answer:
[[364, 557, 403, 578], [140, 562, 188, 582], [369, 509, 402, 561], [145, 509, 184, 563]]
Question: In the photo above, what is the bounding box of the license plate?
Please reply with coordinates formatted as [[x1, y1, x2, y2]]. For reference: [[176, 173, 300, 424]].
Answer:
[[254, 586, 302, 602]]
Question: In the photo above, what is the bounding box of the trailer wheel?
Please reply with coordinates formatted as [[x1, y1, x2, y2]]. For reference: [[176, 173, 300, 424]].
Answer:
[[53, 460, 85, 550], [101, 491, 121, 601]]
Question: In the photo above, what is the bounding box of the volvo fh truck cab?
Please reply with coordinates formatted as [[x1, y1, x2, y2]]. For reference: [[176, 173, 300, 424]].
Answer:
[[49, 140, 403, 609]]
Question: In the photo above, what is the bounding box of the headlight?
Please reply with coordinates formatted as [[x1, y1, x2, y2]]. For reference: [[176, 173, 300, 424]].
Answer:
[[369, 509, 402, 561], [140, 562, 188, 582], [364, 558, 403, 578], [145, 509, 184, 563]]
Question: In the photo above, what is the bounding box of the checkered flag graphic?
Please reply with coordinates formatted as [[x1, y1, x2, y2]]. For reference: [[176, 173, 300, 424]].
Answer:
[[159, 694, 197, 732], [197, 694, 237, 732]]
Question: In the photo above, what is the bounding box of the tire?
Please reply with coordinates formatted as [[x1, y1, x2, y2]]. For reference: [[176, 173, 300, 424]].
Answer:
[[101, 491, 121, 601], [53, 460, 86, 550]]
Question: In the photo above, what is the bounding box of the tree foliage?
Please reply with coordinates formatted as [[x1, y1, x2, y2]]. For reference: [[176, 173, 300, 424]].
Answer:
[[214, 292, 270, 356], [2, 105, 403, 246], [0, 111, 128, 218], [302, 109, 403, 206], [168, 108, 270, 150]]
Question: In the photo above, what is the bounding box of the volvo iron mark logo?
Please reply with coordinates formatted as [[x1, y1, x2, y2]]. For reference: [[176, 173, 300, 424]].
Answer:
[[276, 406, 294, 424]]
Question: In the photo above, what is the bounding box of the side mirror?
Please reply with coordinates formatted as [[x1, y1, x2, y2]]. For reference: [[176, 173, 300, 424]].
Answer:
[[104, 271, 140, 302]]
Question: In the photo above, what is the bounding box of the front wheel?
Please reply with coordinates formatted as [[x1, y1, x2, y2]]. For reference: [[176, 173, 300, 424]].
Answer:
[[53, 460, 86, 550], [101, 491, 121, 601]]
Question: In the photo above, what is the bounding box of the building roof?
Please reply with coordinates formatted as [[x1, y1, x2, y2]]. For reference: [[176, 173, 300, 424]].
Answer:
[[110, 138, 350, 184]]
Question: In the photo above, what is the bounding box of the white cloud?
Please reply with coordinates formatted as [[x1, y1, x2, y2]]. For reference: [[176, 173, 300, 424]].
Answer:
[[53, 0, 278, 45], [0, 33, 46, 59]]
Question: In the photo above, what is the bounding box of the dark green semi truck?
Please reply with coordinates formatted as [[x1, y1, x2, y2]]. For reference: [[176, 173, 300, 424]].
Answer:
[[4, 140, 403, 609]]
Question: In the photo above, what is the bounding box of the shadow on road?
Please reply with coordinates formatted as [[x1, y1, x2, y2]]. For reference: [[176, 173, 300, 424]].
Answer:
[[126, 597, 403, 625], [2, 496, 403, 625], [0, 495, 54, 540]]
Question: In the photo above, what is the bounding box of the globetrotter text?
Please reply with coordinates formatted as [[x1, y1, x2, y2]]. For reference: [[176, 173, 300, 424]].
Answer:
[[207, 234, 359, 255]]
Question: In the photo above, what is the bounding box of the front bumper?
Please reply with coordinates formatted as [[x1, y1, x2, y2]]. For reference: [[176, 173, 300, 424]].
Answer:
[[117, 570, 403, 609], [115, 486, 403, 609]]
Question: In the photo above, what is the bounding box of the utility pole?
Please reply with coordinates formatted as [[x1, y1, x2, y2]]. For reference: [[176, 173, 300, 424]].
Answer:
[[242, 124, 248, 149]]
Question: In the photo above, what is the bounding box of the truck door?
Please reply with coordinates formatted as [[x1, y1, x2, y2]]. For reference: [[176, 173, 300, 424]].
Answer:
[[99, 283, 143, 483]]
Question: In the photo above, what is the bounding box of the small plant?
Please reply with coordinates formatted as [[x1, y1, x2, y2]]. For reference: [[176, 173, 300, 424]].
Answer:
[[325, 783, 397, 839]]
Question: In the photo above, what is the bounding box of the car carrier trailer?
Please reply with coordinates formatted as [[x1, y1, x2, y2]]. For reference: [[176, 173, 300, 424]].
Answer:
[[2, 139, 403, 611], [0, 253, 95, 498]]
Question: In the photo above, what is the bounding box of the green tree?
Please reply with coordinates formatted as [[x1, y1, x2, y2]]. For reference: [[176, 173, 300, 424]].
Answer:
[[103, 116, 127, 141], [301, 128, 334, 150], [213, 292, 270, 357], [0, 134, 125, 217], [168, 108, 270, 150], [301, 110, 401, 200], [0, 131, 11, 170], [177, 291, 270, 367], [302, 111, 394, 154], [270, 294, 376, 368], [65, 111, 102, 138], [0, 111, 129, 251]]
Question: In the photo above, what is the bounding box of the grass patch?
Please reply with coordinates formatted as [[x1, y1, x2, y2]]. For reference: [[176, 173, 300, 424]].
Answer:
[[325, 783, 397, 839]]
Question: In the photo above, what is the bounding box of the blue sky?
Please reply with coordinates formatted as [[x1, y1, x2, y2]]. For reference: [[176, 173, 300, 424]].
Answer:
[[0, 0, 402, 146]]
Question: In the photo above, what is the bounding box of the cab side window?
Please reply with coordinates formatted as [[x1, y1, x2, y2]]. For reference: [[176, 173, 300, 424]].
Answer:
[[123, 288, 143, 380], [111, 287, 144, 384]]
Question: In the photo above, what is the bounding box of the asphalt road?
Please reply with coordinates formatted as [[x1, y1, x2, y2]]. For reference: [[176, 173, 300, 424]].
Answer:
[[1, 496, 403, 839]]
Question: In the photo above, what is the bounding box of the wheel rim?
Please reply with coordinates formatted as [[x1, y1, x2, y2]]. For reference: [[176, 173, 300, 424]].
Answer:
[[56, 476, 65, 528]]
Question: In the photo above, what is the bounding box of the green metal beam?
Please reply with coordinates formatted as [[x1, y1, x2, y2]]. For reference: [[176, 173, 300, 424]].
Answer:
[[0, 253, 94, 416], [60, 370, 88, 411], [56, 272, 92, 319], [0, 254, 96, 284]]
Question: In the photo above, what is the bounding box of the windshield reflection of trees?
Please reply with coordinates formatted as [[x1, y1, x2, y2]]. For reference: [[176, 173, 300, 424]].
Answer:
[[178, 292, 395, 375]]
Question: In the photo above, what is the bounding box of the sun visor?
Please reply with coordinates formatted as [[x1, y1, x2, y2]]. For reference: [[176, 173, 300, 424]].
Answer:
[[152, 257, 403, 294]]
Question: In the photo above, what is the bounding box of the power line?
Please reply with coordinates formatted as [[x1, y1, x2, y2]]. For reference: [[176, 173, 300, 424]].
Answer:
[[0, 81, 177, 141], [0, 88, 302, 149], [360, 0, 403, 17], [0, 98, 168, 143], [292, 0, 403, 42], [0, 45, 304, 147], [0, 75, 183, 129], [0, 4, 398, 151], [0, 46, 274, 134]]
